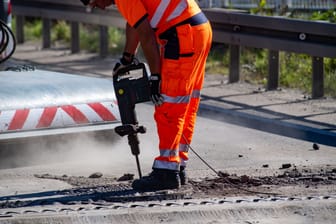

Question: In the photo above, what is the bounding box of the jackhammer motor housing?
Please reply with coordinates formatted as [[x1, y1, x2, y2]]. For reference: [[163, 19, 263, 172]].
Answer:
[[113, 62, 151, 178], [113, 63, 151, 107]]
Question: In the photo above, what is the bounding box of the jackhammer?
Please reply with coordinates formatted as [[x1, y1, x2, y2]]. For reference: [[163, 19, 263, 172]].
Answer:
[[113, 62, 151, 178]]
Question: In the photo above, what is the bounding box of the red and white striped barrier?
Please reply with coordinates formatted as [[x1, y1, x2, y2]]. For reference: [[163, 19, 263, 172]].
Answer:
[[0, 101, 120, 133]]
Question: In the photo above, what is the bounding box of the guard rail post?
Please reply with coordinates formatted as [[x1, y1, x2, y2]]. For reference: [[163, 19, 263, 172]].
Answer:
[[71, 22, 80, 54], [312, 56, 324, 98], [229, 44, 240, 83], [267, 50, 280, 90], [99, 26, 109, 58], [42, 18, 51, 49], [15, 15, 24, 44]]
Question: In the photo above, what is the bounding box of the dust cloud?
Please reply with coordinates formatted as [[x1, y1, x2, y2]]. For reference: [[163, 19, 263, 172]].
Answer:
[[0, 130, 157, 175]]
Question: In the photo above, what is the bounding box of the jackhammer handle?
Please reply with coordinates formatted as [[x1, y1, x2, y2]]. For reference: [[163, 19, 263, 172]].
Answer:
[[113, 63, 149, 82], [128, 134, 140, 156]]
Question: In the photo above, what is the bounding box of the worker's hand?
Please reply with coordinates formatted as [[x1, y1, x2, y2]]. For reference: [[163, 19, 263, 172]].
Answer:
[[149, 74, 164, 106], [80, 0, 90, 5], [113, 53, 136, 76], [87, 0, 114, 9]]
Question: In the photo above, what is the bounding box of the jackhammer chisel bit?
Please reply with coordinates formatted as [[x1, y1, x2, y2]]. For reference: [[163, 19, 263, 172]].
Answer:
[[113, 62, 151, 178]]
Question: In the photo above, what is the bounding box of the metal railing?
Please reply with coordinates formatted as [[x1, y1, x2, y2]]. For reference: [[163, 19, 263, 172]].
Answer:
[[11, 0, 336, 98], [199, 0, 336, 10]]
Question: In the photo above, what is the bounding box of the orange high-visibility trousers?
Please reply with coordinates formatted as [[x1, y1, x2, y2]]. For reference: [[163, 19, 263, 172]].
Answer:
[[153, 17, 212, 171]]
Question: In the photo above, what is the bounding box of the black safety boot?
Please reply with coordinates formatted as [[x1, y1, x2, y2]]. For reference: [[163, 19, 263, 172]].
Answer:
[[132, 168, 180, 191], [179, 166, 187, 185]]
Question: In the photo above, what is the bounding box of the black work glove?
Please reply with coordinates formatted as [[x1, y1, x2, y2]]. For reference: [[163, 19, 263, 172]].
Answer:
[[80, 0, 90, 5], [150, 74, 164, 106], [113, 52, 136, 76]]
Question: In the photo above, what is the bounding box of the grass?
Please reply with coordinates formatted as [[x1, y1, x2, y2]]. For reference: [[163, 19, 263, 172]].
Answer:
[[205, 44, 229, 75], [12, 18, 125, 54], [11, 17, 336, 98]]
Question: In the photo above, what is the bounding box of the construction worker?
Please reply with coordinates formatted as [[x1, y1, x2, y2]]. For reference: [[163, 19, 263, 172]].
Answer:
[[84, 0, 212, 191]]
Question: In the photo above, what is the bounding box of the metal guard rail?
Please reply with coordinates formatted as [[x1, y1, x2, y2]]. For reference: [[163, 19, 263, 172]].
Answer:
[[205, 8, 336, 58], [11, 0, 336, 98], [11, 0, 125, 27]]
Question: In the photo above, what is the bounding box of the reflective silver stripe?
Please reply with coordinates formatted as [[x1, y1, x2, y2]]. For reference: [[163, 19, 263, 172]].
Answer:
[[180, 159, 187, 167], [150, 0, 171, 28], [160, 149, 179, 157], [191, 89, 201, 98], [166, 0, 188, 22], [153, 160, 179, 171], [161, 90, 200, 104], [162, 94, 190, 104], [179, 143, 189, 153]]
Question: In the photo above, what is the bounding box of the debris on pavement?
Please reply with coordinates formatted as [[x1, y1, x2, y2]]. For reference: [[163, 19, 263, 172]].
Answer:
[[30, 166, 336, 202], [117, 173, 134, 181], [313, 143, 320, 150], [89, 172, 103, 178]]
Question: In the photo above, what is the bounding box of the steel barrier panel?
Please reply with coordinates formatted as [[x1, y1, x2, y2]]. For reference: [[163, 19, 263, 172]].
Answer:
[[203, 9, 336, 58]]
